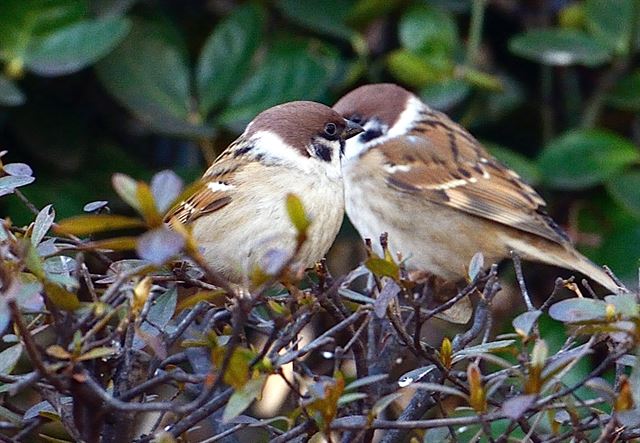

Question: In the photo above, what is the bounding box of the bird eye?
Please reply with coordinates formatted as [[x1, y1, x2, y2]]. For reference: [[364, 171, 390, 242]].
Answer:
[[324, 122, 338, 138]]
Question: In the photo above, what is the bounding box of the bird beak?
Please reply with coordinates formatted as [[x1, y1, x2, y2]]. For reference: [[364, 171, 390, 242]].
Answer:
[[342, 119, 364, 139]]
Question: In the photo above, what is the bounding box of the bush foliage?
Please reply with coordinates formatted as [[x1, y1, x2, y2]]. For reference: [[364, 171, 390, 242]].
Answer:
[[1, 0, 640, 442]]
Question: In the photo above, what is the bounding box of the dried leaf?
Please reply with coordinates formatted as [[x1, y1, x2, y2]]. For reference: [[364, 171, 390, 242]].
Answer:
[[82, 236, 138, 251], [136, 181, 162, 226], [46, 345, 72, 360]]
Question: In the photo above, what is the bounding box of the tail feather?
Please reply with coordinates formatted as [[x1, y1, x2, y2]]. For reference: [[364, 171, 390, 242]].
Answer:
[[507, 238, 622, 294]]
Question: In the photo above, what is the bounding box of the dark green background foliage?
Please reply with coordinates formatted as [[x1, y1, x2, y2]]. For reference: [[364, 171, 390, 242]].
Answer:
[[1, 0, 639, 281]]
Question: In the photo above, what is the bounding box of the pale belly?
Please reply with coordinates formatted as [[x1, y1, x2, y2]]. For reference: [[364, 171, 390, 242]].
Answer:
[[193, 169, 344, 285]]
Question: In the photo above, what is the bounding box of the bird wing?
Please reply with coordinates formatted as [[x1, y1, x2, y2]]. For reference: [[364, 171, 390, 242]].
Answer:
[[164, 137, 250, 225], [373, 109, 569, 245]]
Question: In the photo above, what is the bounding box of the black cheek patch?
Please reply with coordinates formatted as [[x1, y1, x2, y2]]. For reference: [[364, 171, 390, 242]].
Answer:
[[360, 127, 384, 143], [233, 143, 255, 157], [312, 142, 333, 162], [339, 139, 345, 156]]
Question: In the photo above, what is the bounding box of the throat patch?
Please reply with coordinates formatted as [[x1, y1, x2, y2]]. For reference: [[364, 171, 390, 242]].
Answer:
[[312, 142, 332, 162]]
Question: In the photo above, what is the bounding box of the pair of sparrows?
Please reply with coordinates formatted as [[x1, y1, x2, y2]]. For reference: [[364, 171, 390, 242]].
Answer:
[[166, 83, 620, 294]]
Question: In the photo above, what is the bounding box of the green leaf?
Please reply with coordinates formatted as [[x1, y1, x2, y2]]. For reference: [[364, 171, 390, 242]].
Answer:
[[276, 0, 354, 41], [585, 0, 634, 55], [345, 373, 388, 391], [220, 39, 342, 128], [509, 29, 611, 66], [24, 17, 131, 76], [537, 130, 639, 189], [606, 170, 640, 217], [55, 214, 145, 236], [399, 4, 457, 54], [0, 75, 25, 106], [485, 143, 541, 185], [387, 49, 452, 89], [77, 346, 117, 361], [548, 298, 607, 323], [0, 344, 23, 375], [608, 71, 640, 111], [96, 19, 212, 138], [604, 293, 639, 318], [222, 375, 267, 423], [44, 281, 80, 310], [372, 392, 403, 416], [0, 0, 88, 61], [285, 193, 311, 234], [365, 257, 399, 279], [512, 310, 542, 338], [599, 222, 640, 282], [196, 3, 264, 115], [420, 78, 470, 110], [31, 204, 55, 246]]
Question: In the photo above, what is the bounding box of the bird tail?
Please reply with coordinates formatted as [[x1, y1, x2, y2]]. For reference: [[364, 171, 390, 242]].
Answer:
[[507, 238, 622, 294]]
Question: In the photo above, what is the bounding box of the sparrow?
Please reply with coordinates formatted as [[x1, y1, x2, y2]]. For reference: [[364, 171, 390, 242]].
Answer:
[[165, 101, 363, 285], [333, 83, 621, 294]]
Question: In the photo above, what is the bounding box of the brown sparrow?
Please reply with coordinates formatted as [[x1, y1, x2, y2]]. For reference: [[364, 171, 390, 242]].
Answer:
[[165, 101, 363, 285], [333, 83, 620, 293]]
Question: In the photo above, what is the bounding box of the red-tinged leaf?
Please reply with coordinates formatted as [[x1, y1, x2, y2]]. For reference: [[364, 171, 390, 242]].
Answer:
[[77, 347, 118, 361], [46, 345, 72, 360], [136, 227, 185, 265], [55, 214, 145, 236], [82, 237, 138, 251], [43, 281, 80, 310]]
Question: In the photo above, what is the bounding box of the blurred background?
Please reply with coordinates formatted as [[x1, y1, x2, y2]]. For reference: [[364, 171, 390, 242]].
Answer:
[[1, 0, 639, 286]]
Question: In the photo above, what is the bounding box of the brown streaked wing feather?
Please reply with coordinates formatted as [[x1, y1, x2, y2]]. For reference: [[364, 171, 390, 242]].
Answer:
[[164, 137, 249, 225], [376, 113, 568, 244]]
